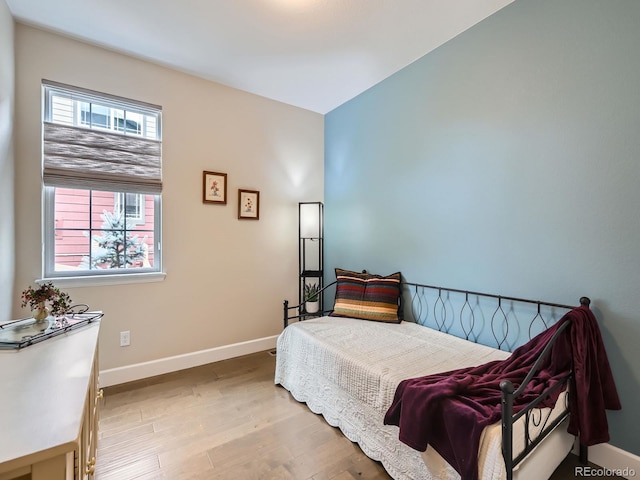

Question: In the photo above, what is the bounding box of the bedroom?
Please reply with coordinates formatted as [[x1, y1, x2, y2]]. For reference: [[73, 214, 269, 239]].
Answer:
[[0, 0, 638, 478]]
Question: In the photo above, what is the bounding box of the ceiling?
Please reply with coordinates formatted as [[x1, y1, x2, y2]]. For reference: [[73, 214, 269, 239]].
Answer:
[[6, 0, 513, 114]]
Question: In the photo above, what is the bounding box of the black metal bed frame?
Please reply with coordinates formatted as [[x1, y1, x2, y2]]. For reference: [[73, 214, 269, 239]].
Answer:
[[283, 279, 589, 479], [283, 280, 337, 328]]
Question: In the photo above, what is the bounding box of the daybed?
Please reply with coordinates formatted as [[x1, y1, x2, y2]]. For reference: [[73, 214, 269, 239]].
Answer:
[[275, 269, 620, 480]]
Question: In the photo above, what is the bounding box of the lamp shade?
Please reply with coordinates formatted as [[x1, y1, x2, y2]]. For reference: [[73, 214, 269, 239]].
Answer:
[[299, 202, 322, 238]]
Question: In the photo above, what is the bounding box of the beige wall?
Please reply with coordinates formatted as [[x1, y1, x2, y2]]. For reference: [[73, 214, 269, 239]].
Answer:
[[13, 24, 324, 371], [0, 0, 14, 322]]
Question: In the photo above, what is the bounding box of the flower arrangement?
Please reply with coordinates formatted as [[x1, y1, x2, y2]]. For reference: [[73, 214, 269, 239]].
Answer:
[[21, 282, 72, 318]]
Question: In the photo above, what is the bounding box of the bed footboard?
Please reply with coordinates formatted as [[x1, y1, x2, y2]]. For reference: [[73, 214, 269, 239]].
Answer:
[[501, 297, 591, 480]]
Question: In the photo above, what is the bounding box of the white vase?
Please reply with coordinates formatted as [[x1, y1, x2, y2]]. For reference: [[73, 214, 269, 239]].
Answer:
[[33, 304, 50, 323], [306, 301, 319, 314]]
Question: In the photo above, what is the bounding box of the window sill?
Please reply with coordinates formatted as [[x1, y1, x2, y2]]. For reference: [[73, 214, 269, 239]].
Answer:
[[37, 272, 166, 288]]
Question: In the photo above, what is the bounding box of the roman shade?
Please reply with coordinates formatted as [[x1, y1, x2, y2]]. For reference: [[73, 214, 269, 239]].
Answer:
[[43, 122, 162, 194], [42, 79, 162, 194]]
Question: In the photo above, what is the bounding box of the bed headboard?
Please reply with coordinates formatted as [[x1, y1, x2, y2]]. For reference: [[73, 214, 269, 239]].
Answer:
[[283, 275, 588, 352], [402, 281, 588, 352]]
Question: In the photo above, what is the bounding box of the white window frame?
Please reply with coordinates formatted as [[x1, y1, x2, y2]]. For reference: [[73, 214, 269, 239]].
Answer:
[[41, 82, 164, 286], [42, 188, 164, 286]]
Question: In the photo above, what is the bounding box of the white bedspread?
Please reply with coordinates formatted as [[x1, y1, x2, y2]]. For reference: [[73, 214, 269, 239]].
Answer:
[[274, 316, 573, 480]]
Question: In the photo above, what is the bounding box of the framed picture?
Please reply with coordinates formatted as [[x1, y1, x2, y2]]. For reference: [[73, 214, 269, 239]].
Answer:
[[238, 189, 260, 220], [203, 171, 227, 204]]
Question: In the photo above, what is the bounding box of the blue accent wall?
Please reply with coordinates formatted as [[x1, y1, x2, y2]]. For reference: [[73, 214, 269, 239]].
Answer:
[[325, 0, 640, 454]]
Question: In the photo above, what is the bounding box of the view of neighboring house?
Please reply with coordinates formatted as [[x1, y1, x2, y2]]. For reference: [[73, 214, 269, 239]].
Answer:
[[54, 189, 155, 271]]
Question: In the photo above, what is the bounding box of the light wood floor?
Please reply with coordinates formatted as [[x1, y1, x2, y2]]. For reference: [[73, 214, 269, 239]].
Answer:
[[95, 350, 618, 480]]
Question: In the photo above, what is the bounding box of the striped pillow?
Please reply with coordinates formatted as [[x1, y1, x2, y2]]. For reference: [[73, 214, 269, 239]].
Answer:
[[330, 268, 402, 323]]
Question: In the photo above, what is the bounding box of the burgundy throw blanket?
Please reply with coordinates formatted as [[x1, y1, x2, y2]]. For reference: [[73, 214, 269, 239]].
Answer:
[[383, 306, 621, 480]]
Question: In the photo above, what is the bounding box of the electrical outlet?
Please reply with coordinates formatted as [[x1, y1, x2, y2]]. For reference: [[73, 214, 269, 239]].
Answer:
[[120, 330, 130, 347]]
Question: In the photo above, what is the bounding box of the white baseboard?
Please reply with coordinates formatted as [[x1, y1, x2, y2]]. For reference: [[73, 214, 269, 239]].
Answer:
[[573, 441, 640, 478], [99, 335, 278, 387]]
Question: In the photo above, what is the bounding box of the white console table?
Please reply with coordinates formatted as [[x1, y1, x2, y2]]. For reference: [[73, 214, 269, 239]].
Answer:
[[0, 319, 101, 480]]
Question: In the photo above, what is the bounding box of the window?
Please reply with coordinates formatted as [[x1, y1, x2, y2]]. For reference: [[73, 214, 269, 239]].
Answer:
[[115, 192, 145, 223], [42, 81, 162, 280]]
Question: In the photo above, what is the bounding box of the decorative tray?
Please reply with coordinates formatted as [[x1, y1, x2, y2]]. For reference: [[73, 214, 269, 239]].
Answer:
[[0, 306, 103, 350]]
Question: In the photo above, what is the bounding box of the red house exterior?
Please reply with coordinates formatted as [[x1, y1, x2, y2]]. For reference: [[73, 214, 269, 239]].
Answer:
[[53, 188, 156, 271]]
